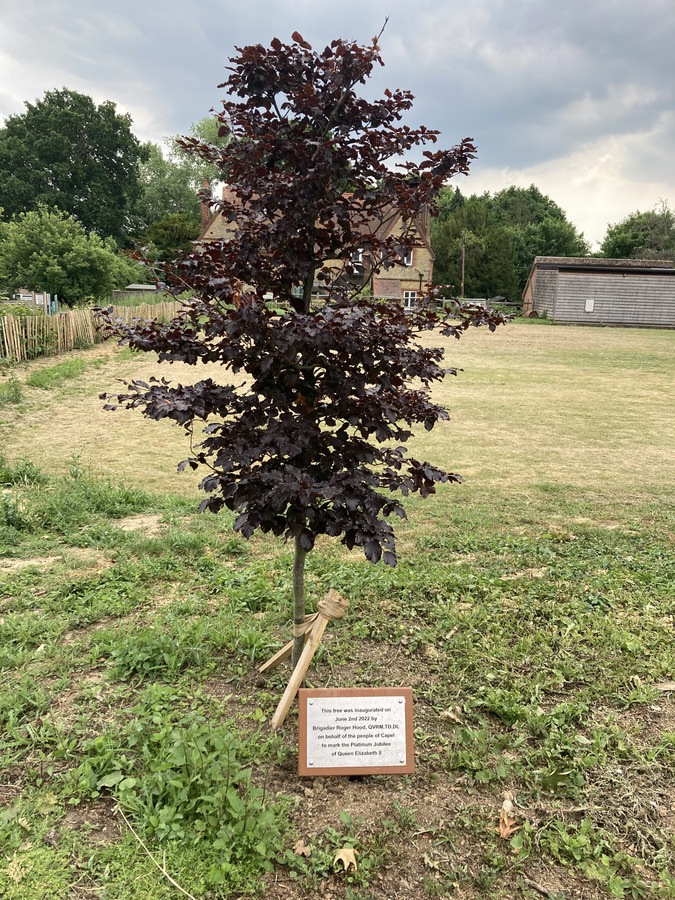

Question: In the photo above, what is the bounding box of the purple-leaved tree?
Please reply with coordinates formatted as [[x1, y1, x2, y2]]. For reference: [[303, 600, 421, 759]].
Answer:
[[101, 31, 506, 669]]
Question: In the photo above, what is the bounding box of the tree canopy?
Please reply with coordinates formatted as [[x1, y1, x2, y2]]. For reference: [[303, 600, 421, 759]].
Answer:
[[144, 212, 201, 259], [0, 89, 147, 244], [599, 201, 675, 260], [0, 206, 143, 307], [132, 117, 230, 255], [432, 185, 589, 299], [102, 32, 505, 666], [134, 141, 203, 232], [431, 191, 519, 299]]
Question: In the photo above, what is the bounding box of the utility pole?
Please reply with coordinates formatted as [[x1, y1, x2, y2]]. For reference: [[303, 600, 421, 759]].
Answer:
[[460, 231, 466, 299]]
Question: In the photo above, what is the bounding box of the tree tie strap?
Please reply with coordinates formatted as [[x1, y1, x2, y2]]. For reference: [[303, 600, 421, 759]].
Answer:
[[317, 588, 348, 621], [292, 613, 319, 638], [291, 589, 347, 636]]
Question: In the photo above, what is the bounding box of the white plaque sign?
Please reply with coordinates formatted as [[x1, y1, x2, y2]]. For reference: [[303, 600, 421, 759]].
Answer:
[[298, 688, 414, 776]]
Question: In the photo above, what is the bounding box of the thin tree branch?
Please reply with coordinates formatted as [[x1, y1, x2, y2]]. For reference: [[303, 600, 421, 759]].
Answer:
[[117, 806, 199, 900]]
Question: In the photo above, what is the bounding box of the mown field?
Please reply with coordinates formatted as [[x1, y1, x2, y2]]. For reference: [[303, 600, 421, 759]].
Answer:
[[1, 321, 674, 899]]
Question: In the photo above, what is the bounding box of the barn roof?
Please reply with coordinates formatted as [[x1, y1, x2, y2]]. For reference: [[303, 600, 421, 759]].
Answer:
[[531, 256, 675, 271]]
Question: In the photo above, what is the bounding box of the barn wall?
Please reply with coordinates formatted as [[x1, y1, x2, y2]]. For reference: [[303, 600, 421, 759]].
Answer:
[[555, 272, 675, 326], [532, 269, 558, 317]]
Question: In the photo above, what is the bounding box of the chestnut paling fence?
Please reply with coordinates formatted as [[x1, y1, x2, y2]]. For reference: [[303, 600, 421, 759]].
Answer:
[[0, 302, 181, 363]]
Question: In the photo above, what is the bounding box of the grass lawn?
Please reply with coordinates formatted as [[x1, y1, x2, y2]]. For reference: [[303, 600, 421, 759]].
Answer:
[[0, 322, 673, 899]]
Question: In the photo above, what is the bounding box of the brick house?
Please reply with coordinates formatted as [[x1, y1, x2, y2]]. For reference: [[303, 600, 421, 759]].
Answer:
[[367, 204, 435, 309], [199, 186, 435, 307]]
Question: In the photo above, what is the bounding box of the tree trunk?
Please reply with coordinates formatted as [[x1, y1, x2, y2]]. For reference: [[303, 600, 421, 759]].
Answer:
[[301, 272, 313, 313], [291, 535, 308, 671]]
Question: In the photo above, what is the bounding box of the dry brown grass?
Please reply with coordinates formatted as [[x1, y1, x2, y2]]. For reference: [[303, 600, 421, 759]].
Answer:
[[416, 323, 675, 493], [3, 323, 674, 503]]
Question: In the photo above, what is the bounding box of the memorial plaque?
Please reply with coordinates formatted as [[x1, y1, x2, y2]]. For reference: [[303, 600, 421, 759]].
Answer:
[[298, 687, 414, 776]]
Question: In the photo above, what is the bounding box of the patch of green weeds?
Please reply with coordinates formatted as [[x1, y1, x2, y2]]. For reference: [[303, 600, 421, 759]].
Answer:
[[24, 357, 94, 389], [0, 494, 31, 535], [0, 455, 48, 486], [80, 832, 218, 899], [63, 685, 288, 894], [126, 529, 207, 561], [1, 606, 65, 647], [0, 457, 48, 542], [0, 847, 71, 898], [25, 358, 88, 389], [32, 470, 153, 534], [0, 458, 156, 549], [48, 571, 145, 629], [0, 677, 52, 734], [445, 723, 524, 784], [102, 627, 210, 682], [511, 817, 668, 897], [0, 373, 23, 407], [280, 810, 380, 894], [0, 792, 72, 897], [279, 804, 419, 896], [199, 558, 292, 614]]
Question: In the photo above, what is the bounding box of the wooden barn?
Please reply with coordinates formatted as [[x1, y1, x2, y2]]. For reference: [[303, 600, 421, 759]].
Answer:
[[522, 257, 675, 327]]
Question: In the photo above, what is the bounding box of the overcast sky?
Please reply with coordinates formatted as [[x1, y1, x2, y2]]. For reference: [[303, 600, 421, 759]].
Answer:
[[1, 0, 673, 248]]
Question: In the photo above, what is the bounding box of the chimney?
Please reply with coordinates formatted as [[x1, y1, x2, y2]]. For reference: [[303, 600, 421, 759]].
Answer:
[[200, 180, 212, 234]]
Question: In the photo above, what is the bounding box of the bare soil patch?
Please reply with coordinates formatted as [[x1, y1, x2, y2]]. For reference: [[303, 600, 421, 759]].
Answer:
[[0, 555, 62, 573], [259, 759, 608, 900], [0, 547, 109, 575], [116, 512, 164, 536], [60, 797, 122, 845]]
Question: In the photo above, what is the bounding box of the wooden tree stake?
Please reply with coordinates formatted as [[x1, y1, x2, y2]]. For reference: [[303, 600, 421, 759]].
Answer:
[[269, 589, 348, 730]]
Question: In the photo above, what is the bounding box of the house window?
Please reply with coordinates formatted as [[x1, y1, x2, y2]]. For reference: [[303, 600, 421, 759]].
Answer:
[[584, 297, 595, 313], [350, 249, 364, 270], [403, 290, 417, 310], [400, 249, 413, 266]]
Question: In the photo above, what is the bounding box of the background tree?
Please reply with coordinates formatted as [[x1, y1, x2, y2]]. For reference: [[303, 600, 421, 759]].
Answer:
[[0, 207, 143, 307], [599, 200, 675, 259], [102, 32, 505, 669], [432, 184, 588, 299], [0, 89, 147, 243], [132, 117, 229, 254], [133, 141, 203, 232], [432, 191, 518, 298], [144, 212, 201, 259], [492, 185, 589, 289]]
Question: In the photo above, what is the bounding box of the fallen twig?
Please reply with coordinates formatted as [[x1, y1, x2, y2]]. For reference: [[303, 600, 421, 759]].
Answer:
[[524, 876, 554, 898]]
